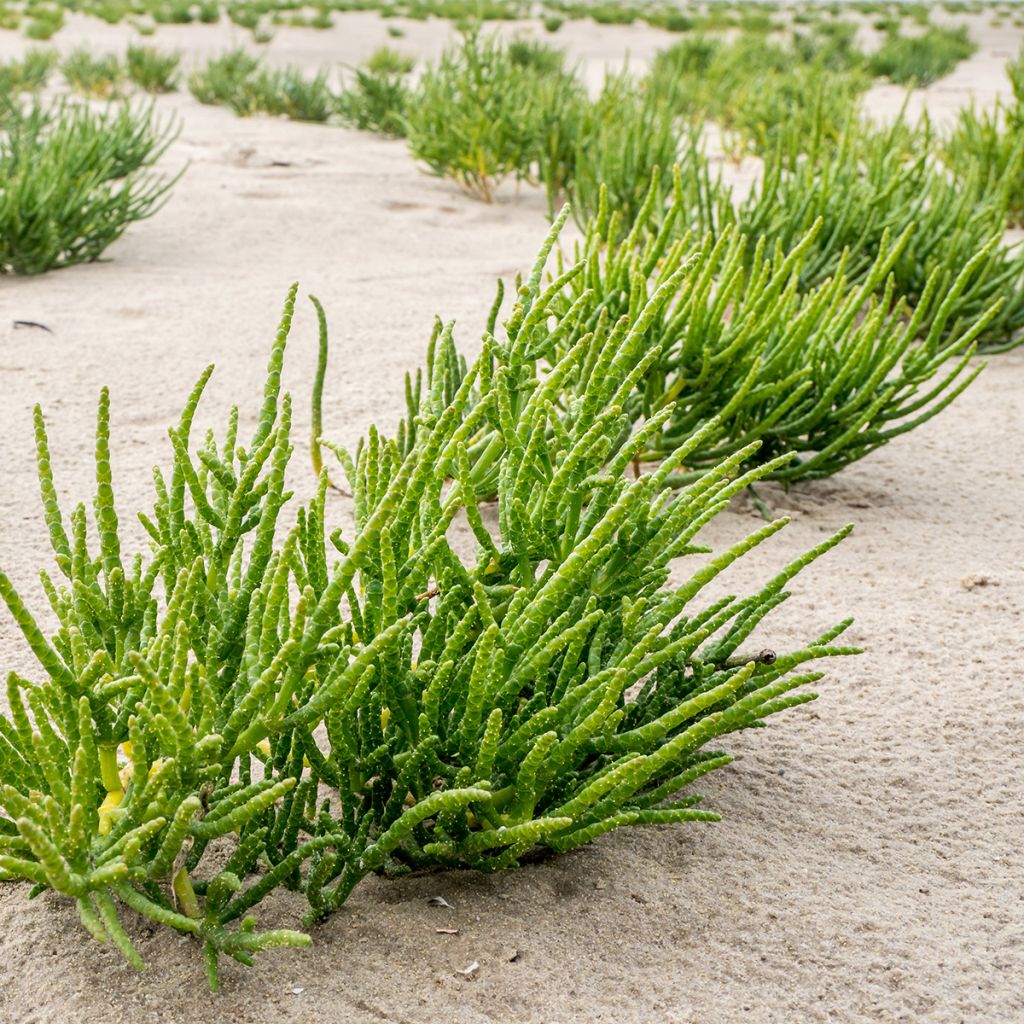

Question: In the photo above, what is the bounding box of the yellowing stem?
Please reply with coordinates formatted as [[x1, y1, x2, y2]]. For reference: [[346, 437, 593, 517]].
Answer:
[[98, 745, 122, 795], [97, 789, 124, 836], [172, 865, 202, 919]]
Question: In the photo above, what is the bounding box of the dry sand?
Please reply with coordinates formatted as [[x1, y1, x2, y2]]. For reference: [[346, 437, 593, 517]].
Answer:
[[1, 10, 1023, 1023]]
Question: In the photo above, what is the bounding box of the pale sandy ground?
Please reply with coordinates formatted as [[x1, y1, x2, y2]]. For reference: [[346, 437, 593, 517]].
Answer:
[[1, 9, 1023, 1024]]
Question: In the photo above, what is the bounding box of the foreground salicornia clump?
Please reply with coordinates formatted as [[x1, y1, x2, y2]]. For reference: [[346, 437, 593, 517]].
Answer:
[[1, 221, 856, 989], [0, 296, 319, 989]]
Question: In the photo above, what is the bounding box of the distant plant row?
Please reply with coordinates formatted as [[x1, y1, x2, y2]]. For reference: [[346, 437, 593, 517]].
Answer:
[[5, 0, 1022, 42], [165, 27, 1016, 351], [4, 22, 1020, 344], [1, 45, 184, 94]]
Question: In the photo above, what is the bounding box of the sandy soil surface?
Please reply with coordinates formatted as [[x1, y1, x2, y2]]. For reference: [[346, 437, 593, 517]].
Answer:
[[1, 10, 1022, 1024]]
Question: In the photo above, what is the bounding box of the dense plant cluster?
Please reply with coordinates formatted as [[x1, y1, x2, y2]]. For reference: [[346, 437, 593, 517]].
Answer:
[[187, 46, 414, 127], [405, 32, 587, 201], [666, 111, 1024, 351], [646, 30, 870, 154], [0, 49, 56, 94], [190, 49, 334, 121], [1, 222, 862, 987], [336, 47, 414, 136], [0, 99, 182, 274], [867, 24, 976, 84], [0, 45, 181, 97], [946, 48, 1024, 227], [348, 197, 990, 502]]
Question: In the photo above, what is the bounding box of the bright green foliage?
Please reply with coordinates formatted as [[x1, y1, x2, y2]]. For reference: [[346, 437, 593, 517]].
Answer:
[[3, 220, 858, 986], [646, 7, 692, 32], [92, 0, 133, 24], [0, 100, 181, 275], [152, 0, 195, 24], [648, 33, 870, 156], [685, 113, 1024, 350], [377, 199, 990, 492], [310, 5, 333, 29], [126, 45, 181, 93], [249, 66, 334, 122], [0, 4, 20, 30], [405, 30, 583, 202], [545, 186, 991, 479], [299, 211, 857, 907], [867, 24, 976, 85], [24, 6, 64, 40], [589, 3, 639, 25], [364, 47, 415, 76], [562, 74, 678, 230], [189, 51, 333, 122], [391, 0, 528, 19], [188, 50, 262, 113], [61, 49, 125, 98], [0, 302, 315, 987], [226, 2, 260, 30], [0, 50, 57, 95], [791, 19, 863, 71], [337, 48, 414, 137], [945, 49, 1024, 228]]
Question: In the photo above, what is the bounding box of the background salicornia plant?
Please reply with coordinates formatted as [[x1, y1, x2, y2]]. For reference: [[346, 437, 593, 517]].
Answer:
[[61, 48, 125, 97], [126, 44, 181, 93], [336, 47, 415, 136], [674, 110, 1024, 351], [867, 24, 977, 85], [0, 99, 182, 274], [0, 49, 56, 95], [405, 29, 584, 201], [189, 50, 334, 122], [945, 48, 1024, 229]]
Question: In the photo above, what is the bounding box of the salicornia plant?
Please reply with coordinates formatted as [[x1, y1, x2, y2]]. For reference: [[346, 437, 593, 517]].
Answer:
[[0, 302, 316, 988], [0, 99, 182, 274], [126, 44, 181, 93], [686, 111, 1024, 351], [361, 197, 992, 498], [867, 23, 976, 85], [945, 48, 1024, 230], [189, 49, 334, 123], [61, 48, 125, 97], [545, 185, 993, 479], [336, 48, 415, 137], [4, 219, 859, 988], [405, 29, 583, 202], [0, 49, 56, 95], [296, 219, 858, 912]]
